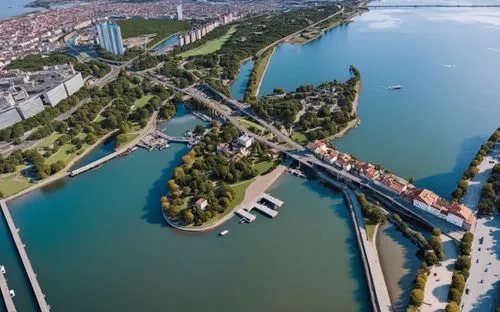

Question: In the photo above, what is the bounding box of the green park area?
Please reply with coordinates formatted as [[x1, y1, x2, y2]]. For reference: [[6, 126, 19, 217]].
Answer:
[[133, 94, 155, 109], [116, 19, 189, 48], [291, 131, 308, 144], [180, 26, 236, 58]]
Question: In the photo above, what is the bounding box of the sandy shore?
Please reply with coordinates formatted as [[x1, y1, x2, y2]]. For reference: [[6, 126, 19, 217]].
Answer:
[[163, 164, 287, 232]]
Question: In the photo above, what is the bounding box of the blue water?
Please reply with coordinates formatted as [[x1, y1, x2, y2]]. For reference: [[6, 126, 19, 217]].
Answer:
[[153, 35, 180, 52], [0, 0, 82, 18], [258, 7, 500, 198], [230, 59, 255, 101]]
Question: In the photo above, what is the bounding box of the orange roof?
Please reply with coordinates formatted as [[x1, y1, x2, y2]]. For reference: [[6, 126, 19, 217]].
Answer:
[[413, 189, 439, 206], [448, 202, 475, 224], [380, 175, 407, 193]]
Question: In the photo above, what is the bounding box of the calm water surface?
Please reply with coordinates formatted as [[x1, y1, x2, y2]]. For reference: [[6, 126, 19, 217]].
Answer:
[[258, 7, 500, 198], [3, 105, 369, 311], [230, 59, 255, 101]]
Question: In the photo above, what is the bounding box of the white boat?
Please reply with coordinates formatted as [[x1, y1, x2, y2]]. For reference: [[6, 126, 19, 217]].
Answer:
[[9, 289, 15, 298], [0, 265, 5, 274], [388, 85, 402, 90], [219, 229, 229, 236]]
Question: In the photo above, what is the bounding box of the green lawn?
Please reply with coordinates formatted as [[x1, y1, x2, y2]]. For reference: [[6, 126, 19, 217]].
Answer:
[[45, 133, 87, 165], [179, 26, 236, 58], [291, 131, 308, 144], [0, 170, 33, 197], [229, 179, 254, 210], [133, 94, 154, 109], [253, 160, 277, 175], [237, 117, 265, 132], [37, 133, 62, 148], [116, 19, 189, 48]]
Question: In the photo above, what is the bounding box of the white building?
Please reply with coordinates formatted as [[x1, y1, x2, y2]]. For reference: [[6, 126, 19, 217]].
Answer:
[[238, 134, 253, 148], [195, 198, 208, 210], [176, 5, 183, 20], [97, 21, 125, 56]]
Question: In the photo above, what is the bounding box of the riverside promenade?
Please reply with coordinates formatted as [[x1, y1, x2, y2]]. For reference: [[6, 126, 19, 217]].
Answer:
[[0, 200, 50, 312], [317, 172, 392, 312], [0, 267, 16, 312]]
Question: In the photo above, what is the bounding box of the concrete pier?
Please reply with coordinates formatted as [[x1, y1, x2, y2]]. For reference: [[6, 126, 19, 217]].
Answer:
[[235, 209, 256, 222], [0, 200, 50, 312], [261, 193, 284, 208], [0, 267, 17, 312], [251, 203, 278, 218], [70, 148, 128, 176]]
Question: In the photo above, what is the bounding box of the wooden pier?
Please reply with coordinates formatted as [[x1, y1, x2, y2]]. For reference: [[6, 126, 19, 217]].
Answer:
[[0, 200, 50, 312], [0, 266, 16, 312]]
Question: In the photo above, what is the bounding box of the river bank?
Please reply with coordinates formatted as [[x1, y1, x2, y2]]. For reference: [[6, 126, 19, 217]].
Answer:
[[5, 111, 158, 202], [244, 46, 276, 101], [163, 164, 287, 232]]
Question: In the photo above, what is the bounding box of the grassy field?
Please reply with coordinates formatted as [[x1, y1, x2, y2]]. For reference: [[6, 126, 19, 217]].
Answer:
[[179, 26, 236, 58], [229, 179, 254, 210], [116, 19, 189, 48], [37, 133, 62, 148], [291, 131, 308, 144], [253, 160, 277, 175], [0, 167, 32, 197], [133, 94, 154, 109], [237, 117, 265, 132]]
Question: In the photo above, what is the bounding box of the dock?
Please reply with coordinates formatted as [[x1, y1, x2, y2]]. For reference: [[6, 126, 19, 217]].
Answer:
[[251, 203, 278, 218], [0, 266, 16, 312], [235, 209, 256, 222], [261, 193, 284, 208], [0, 200, 50, 312], [287, 168, 306, 178]]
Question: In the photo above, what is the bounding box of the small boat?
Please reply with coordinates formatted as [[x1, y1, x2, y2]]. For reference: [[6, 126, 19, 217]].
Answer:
[[219, 229, 229, 236], [388, 85, 402, 90], [9, 289, 15, 298], [0, 265, 5, 274]]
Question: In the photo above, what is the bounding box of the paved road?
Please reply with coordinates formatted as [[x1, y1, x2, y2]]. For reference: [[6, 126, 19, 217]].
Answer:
[[421, 234, 457, 312], [461, 144, 499, 312]]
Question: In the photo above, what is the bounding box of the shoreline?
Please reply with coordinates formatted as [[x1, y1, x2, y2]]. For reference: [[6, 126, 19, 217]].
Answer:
[[162, 164, 287, 232], [5, 111, 159, 203], [253, 46, 276, 99]]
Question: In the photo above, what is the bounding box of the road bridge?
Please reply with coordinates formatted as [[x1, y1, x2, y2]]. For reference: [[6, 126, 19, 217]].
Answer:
[[0, 267, 16, 312], [0, 200, 50, 312], [368, 4, 500, 8]]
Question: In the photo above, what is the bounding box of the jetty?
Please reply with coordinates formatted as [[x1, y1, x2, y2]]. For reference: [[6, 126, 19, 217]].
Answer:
[[235, 209, 256, 222], [235, 193, 283, 222], [287, 168, 306, 178], [0, 266, 16, 312], [261, 193, 284, 208], [70, 148, 129, 177], [154, 130, 196, 144], [0, 200, 50, 312]]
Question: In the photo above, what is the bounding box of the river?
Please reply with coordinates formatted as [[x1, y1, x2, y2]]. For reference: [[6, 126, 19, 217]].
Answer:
[[0, 0, 83, 19], [2, 4, 500, 312], [1, 105, 369, 311]]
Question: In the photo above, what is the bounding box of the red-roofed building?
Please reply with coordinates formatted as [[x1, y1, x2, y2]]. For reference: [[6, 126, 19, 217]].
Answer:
[[359, 162, 380, 181], [375, 174, 408, 194], [307, 140, 328, 154], [335, 153, 352, 171], [324, 150, 339, 164]]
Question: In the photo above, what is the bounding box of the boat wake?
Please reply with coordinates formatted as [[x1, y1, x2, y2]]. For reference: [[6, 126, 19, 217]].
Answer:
[[441, 64, 456, 68]]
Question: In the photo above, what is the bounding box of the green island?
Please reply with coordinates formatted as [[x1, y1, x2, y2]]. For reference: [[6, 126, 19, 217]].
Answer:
[[160, 122, 280, 227], [116, 19, 189, 49], [251, 65, 360, 142]]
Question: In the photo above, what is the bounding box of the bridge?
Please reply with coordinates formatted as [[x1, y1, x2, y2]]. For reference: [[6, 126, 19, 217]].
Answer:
[[367, 4, 500, 8], [153, 130, 196, 144], [0, 200, 50, 312], [0, 266, 16, 312]]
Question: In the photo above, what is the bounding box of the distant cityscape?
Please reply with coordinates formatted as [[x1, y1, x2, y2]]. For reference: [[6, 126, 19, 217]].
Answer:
[[0, 0, 282, 66]]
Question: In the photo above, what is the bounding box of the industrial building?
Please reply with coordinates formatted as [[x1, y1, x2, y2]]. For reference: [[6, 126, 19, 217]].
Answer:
[[97, 21, 125, 56], [0, 64, 84, 130]]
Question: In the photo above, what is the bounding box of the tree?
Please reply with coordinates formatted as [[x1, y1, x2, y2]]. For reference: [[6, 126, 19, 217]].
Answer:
[[183, 211, 195, 224], [425, 252, 438, 266], [445, 302, 460, 312], [414, 274, 427, 290], [409, 288, 424, 307], [455, 256, 471, 271], [451, 274, 465, 292], [194, 124, 205, 135], [448, 288, 462, 304]]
